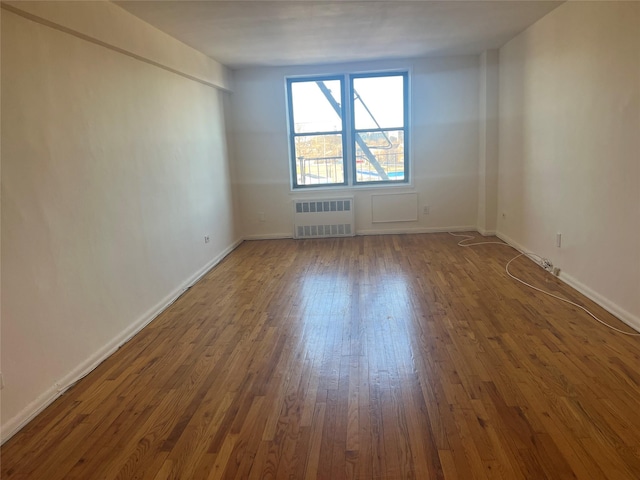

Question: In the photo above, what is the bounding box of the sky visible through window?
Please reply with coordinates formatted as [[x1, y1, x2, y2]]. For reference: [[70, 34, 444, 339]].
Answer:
[[292, 76, 404, 133], [353, 76, 404, 130]]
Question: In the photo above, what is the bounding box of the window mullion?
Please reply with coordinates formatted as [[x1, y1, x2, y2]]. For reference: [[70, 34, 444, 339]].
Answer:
[[344, 76, 354, 186]]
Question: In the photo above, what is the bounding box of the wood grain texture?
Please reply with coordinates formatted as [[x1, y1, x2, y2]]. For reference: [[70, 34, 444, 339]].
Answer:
[[3, 233, 640, 479]]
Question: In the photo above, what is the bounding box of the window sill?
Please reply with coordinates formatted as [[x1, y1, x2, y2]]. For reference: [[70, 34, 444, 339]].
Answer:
[[289, 181, 414, 195]]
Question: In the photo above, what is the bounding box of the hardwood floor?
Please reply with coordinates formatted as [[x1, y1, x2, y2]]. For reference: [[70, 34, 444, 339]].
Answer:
[[3, 233, 640, 479]]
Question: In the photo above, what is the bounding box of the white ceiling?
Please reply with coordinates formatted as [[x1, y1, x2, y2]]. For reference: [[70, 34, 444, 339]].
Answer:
[[116, 1, 563, 69]]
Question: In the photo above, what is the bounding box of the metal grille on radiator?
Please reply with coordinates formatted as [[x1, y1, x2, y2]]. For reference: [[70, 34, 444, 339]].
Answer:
[[293, 198, 354, 239]]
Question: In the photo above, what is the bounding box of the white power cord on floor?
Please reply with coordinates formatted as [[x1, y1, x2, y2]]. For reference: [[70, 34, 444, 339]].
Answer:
[[448, 232, 640, 337]]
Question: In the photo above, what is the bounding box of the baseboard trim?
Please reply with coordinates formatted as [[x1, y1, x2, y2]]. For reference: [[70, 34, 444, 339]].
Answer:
[[244, 226, 478, 239], [495, 232, 640, 334], [494, 232, 530, 256], [356, 225, 477, 236], [556, 271, 640, 333], [1, 237, 244, 444], [243, 233, 293, 240]]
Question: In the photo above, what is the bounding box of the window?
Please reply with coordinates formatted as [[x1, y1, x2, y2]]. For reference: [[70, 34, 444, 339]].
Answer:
[[287, 72, 408, 189], [287, 76, 347, 187]]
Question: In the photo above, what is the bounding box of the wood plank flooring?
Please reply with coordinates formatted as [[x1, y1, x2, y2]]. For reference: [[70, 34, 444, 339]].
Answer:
[[3, 233, 640, 479]]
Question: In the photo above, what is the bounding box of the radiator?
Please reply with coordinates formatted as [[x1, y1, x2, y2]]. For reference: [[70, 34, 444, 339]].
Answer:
[[293, 198, 355, 239]]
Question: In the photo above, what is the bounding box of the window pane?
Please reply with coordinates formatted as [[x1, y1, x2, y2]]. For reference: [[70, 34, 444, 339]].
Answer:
[[294, 134, 344, 185], [354, 130, 405, 182], [291, 80, 343, 134], [353, 75, 404, 130]]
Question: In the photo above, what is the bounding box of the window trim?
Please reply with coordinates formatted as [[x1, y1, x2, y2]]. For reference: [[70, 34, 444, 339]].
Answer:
[[287, 71, 409, 190]]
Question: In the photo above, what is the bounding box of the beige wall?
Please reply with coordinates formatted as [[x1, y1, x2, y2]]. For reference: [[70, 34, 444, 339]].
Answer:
[[1, 8, 238, 441], [497, 2, 640, 327], [229, 56, 480, 238]]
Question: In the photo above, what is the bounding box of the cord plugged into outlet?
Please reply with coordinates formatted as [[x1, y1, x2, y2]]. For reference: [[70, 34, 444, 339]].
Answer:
[[539, 258, 561, 276], [448, 232, 639, 336], [541, 258, 553, 273]]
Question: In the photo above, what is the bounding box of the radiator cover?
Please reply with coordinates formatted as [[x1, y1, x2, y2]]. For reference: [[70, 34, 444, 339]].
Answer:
[[293, 198, 355, 239]]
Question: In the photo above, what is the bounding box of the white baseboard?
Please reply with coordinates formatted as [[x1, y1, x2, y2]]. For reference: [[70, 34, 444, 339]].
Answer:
[[244, 227, 478, 240], [494, 232, 529, 255], [243, 233, 293, 240], [556, 271, 640, 333], [0, 238, 244, 444], [477, 229, 497, 236], [495, 232, 640, 334], [356, 225, 477, 236]]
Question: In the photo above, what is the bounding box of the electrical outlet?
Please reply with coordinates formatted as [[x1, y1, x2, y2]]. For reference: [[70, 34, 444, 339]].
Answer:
[[204, 235, 210, 244], [0, 373, 4, 390], [556, 232, 562, 248], [422, 205, 430, 215]]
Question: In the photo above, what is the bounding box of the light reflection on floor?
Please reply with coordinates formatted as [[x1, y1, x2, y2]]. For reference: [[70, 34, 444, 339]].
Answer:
[[294, 268, 418, 393]]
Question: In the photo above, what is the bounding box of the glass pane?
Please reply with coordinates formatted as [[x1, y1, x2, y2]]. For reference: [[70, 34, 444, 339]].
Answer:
[[353, 75, 404, 130], [294, 134, 344, 185], [291, 80, 343, 134], [354, 130, 405, 182]]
